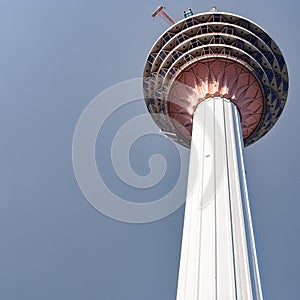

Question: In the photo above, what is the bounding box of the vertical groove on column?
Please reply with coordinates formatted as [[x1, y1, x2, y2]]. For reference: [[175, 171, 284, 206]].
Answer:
[[230, 104, 253, 299], [233, 109, 263, 300], [176, 100, 206, 299], [224, 100, 238, 300], [196, 102, 206, 299], [198, 98, 216, 299], [213, 98, 218, 300], [215, 99, 236, 299]]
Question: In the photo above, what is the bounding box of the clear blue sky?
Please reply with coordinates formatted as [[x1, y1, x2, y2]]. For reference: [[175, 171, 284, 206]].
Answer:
[[0, 1, 299, 299]]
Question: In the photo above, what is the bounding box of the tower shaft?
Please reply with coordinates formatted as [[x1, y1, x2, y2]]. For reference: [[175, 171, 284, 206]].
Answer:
[[176, 97, 263, 300]]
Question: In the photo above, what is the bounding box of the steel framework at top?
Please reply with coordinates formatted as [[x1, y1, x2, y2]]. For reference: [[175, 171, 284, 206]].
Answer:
[[143, 11, 289, 147]]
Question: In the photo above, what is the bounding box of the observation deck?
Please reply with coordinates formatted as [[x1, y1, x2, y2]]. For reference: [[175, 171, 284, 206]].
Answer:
[[143, 11, 288, 147]]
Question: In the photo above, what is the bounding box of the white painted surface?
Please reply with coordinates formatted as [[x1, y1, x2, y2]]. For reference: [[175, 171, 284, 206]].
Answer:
[[176, 97, 263, 300]]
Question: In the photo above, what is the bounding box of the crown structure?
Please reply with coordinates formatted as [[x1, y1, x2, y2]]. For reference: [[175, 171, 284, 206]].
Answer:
[[144, 10, 288, 148], [143, 8, 288, 300]]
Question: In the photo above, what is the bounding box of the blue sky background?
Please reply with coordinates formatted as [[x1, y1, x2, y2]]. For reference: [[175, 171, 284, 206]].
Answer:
[[0, 0, 299, 299]]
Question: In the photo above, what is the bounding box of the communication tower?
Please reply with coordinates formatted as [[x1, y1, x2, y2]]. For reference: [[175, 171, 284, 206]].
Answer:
[[144, 6, 288, 299]]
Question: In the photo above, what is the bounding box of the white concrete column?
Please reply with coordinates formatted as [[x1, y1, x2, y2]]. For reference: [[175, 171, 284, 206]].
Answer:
[[176, 97, 263, 300]]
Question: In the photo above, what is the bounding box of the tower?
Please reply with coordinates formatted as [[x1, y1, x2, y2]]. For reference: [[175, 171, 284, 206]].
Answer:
[[143, 7, 288, 300]]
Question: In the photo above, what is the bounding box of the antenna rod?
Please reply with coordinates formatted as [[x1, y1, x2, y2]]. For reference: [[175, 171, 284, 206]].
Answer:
[[152, 6, 175, 25]]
